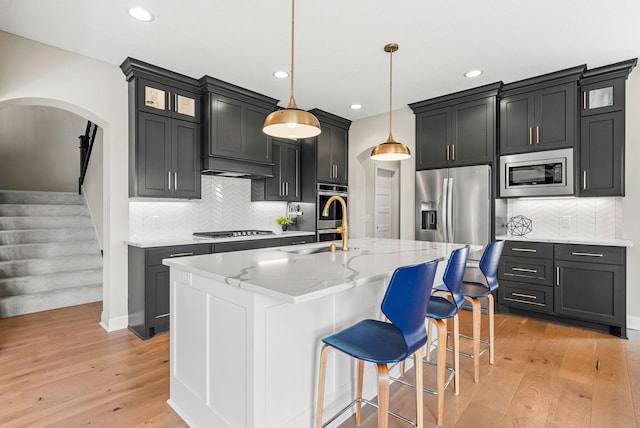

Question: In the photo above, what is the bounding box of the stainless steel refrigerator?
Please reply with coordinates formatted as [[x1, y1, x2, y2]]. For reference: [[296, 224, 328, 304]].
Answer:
[[415, 165, 491, 248]]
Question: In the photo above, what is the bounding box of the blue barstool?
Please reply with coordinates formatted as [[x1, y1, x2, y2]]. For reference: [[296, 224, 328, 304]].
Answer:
[[459, 240, 504, 382], [315, 261, 438, 428], [424, 246, 469, 425]]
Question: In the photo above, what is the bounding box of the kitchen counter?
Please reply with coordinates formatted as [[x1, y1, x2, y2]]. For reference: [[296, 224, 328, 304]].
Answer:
[[126, 230, 315, 248], [163, 238, 476, 427], [496, 234, 633, 247]]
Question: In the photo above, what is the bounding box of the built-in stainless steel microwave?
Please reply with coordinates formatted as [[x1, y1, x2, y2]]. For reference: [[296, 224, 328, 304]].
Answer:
[[499, 148, 574, 197]]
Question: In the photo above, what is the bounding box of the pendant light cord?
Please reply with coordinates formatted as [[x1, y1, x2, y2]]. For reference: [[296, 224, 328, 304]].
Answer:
[[387, 48, 395, 142], [288, 0, 297, 109]]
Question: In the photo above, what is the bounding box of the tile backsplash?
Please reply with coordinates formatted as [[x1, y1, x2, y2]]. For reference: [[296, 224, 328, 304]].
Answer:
[[506, 197, 623, 239], [130, 176, 288, 240]]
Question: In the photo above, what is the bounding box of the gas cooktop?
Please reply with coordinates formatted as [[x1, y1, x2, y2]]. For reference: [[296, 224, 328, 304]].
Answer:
[[193, 230, 274, 239]]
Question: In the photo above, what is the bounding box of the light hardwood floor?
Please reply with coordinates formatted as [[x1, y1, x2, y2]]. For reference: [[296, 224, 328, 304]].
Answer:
[[1, 302, 638, 427]]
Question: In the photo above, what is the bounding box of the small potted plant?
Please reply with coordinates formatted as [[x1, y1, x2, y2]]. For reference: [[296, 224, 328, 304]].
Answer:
[[276, 216, 293, 232]]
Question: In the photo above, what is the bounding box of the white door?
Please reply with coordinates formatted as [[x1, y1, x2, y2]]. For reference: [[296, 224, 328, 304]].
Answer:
[[374, 165, 399, 239]]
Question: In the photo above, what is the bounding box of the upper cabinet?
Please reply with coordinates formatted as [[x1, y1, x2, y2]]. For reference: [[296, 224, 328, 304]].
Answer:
[[499, 66, 584, 155], [578, 59, 637, 197], [121, 58, 202, 199], [251, 138, 300, 201], [304, 109, 351, 185], [199, 76, 279, 178], [410, 83, 500, 170]]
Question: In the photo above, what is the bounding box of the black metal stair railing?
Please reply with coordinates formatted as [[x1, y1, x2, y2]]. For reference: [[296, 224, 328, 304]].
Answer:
[[78, 120, 98, 194]]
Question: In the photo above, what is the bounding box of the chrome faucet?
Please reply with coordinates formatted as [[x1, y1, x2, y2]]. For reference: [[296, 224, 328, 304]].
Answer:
[[321, 195, 349, 251]]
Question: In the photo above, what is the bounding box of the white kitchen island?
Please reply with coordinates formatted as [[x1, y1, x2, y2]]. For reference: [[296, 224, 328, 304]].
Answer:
[[163, 238, 475, 428]]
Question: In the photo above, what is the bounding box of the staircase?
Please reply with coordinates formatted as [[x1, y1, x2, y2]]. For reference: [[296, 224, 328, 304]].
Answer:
[[0, 190, 102, 318]]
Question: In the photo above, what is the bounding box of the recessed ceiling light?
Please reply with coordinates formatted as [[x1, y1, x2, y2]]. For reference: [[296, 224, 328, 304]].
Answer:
[[350, 104, 362, 110], [127, 7, 154, 22], [273, 71, 289, 79], [464, 70, 483, 78]]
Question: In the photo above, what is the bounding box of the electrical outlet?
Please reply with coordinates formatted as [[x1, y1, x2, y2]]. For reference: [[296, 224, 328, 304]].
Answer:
[[561, 215, 572, 229], [152, 215, 160, 229]]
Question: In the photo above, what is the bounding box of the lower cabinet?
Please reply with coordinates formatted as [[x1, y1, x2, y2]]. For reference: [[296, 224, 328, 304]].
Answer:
[[498, 241, 627, 337], [128, 234, 316, 339], [128, 244, 212, 340]]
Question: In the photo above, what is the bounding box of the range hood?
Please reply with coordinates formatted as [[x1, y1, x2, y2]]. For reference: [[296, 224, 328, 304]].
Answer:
[[201, 156, 273, 179]]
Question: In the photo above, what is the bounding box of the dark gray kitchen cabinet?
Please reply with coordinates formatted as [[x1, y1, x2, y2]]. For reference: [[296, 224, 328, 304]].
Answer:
[[500, 82, 577, 154], [136, 77, 201, 123], [498, 241, 554, 313], [498, 240, 627, 337], [200, 76, 279, 177], [251, 138, 300, 201], [410, 83, 499, 170], [311, 109, 350, 185], [554, 244, 626, 336], [128, 243, 212, 340], [135, 112, 201, 198], [579, 111, 624, 196], [121, 58, 202, 199], [578, 59, 636, 197]]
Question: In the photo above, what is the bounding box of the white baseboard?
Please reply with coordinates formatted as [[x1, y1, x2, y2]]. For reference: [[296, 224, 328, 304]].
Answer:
[[627, 315, 640, 331], [100, 312, 128, 332]]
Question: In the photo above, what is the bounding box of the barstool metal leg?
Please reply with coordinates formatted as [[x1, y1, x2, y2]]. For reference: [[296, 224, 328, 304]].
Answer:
[[377, 363, 390, 428], [316, 345, 332, 428]]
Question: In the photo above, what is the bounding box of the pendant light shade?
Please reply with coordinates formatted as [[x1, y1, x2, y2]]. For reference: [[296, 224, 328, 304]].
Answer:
[[263, 0, 321, 139], [370, 43, 411, 161]]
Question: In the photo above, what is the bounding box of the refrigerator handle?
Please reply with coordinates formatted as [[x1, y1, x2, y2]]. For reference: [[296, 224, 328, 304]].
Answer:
[[447, 177, 454, 242], [441, 177, 449, 242]]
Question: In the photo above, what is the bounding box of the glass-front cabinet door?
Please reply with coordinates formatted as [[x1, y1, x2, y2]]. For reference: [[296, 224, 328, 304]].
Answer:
[[580, 78, 624, 116]]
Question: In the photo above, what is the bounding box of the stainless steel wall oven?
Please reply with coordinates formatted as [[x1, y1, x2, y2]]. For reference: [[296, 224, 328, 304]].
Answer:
[[316, 183, 348, 240]]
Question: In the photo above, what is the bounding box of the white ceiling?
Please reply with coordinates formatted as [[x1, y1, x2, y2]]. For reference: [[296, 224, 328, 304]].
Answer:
[[1, 0, 639, 121]]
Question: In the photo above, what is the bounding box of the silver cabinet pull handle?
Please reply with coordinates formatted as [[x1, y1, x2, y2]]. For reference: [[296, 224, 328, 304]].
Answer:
[[571, 252, 604, 257], [512, 248, 537, 253], [168, 171, 172, 190], [583, 92, 587, 110], [536, 126, 540, 144], [529, 127, 532, 145], [452, 144, 455, 161], [175, 94, 178, 112], [170, 252, 194, 257], [174, 172, 178, 190], [583, 171, 587, 190], [446, 145, 450, 161], [512, 267, 537, 273], [512, 292, 537, 300], [556, 266, 560, 286]]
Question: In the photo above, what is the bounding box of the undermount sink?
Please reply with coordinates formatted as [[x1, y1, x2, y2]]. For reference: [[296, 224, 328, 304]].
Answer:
[[279, 245, 357, 255]]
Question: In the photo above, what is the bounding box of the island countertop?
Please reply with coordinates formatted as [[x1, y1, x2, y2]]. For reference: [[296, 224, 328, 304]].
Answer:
[[163, 238, 474, 304]]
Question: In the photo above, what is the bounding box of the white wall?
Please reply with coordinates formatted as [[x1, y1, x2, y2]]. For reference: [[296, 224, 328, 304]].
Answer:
[[83, 128, 104, 248], [623, 69, 640, 328], [348, 107, 415, 239], [0, 31, 129, 331], [0, 105, 85, 191]]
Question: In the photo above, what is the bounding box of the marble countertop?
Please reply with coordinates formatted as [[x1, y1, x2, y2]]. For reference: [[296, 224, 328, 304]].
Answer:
[[163, 238, 479, 304], [496, 234, 633, 247], [126, 230, 316, 248]]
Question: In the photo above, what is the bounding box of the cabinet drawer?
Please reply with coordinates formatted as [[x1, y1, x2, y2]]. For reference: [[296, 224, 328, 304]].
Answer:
[[214, 238, 280, 253], [499, 281, 553, 313], [280, 236, 315, 246], [499, 256, 554, 286], [147, 244, 211, 266], [554, 244, 625, 265], [503, 241, 553, 259]]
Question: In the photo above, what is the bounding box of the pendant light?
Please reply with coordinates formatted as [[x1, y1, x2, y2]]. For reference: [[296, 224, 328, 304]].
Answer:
[[370, 43, 411, 161], [263, 0, 321, 140]]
